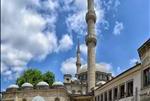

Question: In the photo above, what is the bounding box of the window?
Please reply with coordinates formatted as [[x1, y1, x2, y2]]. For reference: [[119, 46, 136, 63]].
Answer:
[[72, 90, 75, 94], [104, 92, 107, 101], [79, 76, 82, 80], [109, 90, 112, 101], [127, 80, 133, 97], [99, 74, 102, 80], [95, 96, 99, 101], [22, 98, 26, 101], [66, 78, 69, 81], [96, 73, 98, 81], [83, 74, 86, 80], [107, 76, 109, 81], [98, 95, 100, 101], [103, 75, 107, 81], [55, 97, 60, 101], [95, 97, 97, 101], [101, 94, 103, 101], [113, 87, 118, 100], [143, 67, 150, 87], [120, 84, 125, 98], [95, 96, 97, 101]]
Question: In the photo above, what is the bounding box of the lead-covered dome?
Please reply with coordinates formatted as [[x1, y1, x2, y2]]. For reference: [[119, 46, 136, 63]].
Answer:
[[6, 84, 19, 91], [52, 81, 64, 86], [71, 77, 78, 82], [22, 82, 33, 88], [8, 84, 19, 89], [71, 77, 80, 84], [37, 81, 49, 86], [78, 63, 111, 74], [96, 81, 106, 85]]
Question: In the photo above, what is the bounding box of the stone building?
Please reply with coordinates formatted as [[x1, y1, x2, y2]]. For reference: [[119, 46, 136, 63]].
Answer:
[[138, 39, 150, 101], [1, 0, 150, 101], [2, 81, 70, 101], [94, 39, 150, 101]]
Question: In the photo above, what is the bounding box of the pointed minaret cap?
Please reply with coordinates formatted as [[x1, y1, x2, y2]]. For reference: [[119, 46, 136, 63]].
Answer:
[[76, 39, 81, 74], [77, 39, 80, 53]]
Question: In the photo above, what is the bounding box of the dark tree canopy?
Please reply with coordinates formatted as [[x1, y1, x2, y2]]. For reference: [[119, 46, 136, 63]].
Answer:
[[16, 69, 55, 87]]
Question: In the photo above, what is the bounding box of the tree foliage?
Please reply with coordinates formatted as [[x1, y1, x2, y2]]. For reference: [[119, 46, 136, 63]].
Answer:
[[16, 69, 55, 87]]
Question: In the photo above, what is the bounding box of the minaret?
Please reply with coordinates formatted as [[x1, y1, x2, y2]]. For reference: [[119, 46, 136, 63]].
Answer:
[[76, 40, 81, 75], [85, 0, 97, 92]]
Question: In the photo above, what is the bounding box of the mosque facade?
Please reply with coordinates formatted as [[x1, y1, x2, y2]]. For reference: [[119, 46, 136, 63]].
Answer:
[[1, 0, 150, 101]]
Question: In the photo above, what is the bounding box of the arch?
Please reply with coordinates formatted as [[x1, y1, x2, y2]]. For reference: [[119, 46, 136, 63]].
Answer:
[[55, 97, 60, 101], [22, 98, 27, 101], [32, 96, 45, 101], [72, 90, 75, 94]]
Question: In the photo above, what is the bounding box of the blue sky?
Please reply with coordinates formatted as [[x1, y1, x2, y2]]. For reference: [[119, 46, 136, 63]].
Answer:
[[1, 0, 150, 91]]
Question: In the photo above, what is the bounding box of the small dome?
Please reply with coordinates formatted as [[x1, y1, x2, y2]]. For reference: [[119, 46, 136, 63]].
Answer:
[[52, 81, 64, 86], [37, 81, 49, 86], [22, 82, 33, 88], [96, 81, 106, 85], [8, 84, 19, 89], [68, 90, 72, 94], [78, 64, 111, 74], [32, 96, 45, 101], [71, 77, 78, 82], [78, 65, 87, 73]]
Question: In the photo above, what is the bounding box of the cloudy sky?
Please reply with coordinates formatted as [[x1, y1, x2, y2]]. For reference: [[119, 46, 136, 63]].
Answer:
[[1, 0, 149, 91]]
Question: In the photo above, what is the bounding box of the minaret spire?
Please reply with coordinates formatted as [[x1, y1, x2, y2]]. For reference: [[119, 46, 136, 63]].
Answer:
[[76, 39, 81, 75], [86, 0, 97, 92]]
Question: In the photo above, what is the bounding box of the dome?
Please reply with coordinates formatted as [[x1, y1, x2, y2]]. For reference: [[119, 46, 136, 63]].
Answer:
[[71, 77, 78, 82], [8, 84, 19, 89], [32, 96, 45, 101], [68, 90, 72, 94], [52, 81, 64, 86], [96, 81, 106, 85], [78, 63, 110, 74], [37, 81, 49, 86], [22, 82, 33, 88]]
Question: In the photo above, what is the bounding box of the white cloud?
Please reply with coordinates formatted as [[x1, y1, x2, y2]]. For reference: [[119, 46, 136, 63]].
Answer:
[[103, 0, 120, 11], [111, 66, 125, 76], [66, 11, 86, 35], [129, 58, 140, 66], [60, 56, 113, 75], [80, 44, 87, 56], [113, 21, 124, 35], [65, 0, 104, 36], [44, 0, 59, 11], [1, 0, 59, 80], [112, 66, 122, 76], [61, 57, 77, 75], [61, 57, 85, 75], [57, 34, 73, 52], [97, 63, 113, 73]]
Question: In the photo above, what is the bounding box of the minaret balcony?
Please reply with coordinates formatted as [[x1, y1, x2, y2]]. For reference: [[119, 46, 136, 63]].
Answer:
[[86, 10, 96, 23], [86, 34, 97, 46], [76, 61, 81, 66]]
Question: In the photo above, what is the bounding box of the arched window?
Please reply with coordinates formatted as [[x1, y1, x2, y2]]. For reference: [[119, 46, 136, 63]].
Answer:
[[22, 98, 26, 101], [78, 90, 81, 94], [32, 96, 45, 101], [72, 90, 75, 94], [55, 97, 60, 101]]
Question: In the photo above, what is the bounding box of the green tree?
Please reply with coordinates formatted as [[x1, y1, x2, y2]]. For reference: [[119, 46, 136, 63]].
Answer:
[[42, 71, 55, 86], [16, 69, 55, 87]]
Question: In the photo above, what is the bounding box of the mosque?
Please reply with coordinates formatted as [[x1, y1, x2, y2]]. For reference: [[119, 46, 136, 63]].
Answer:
[[1, 0, 150, 101]]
